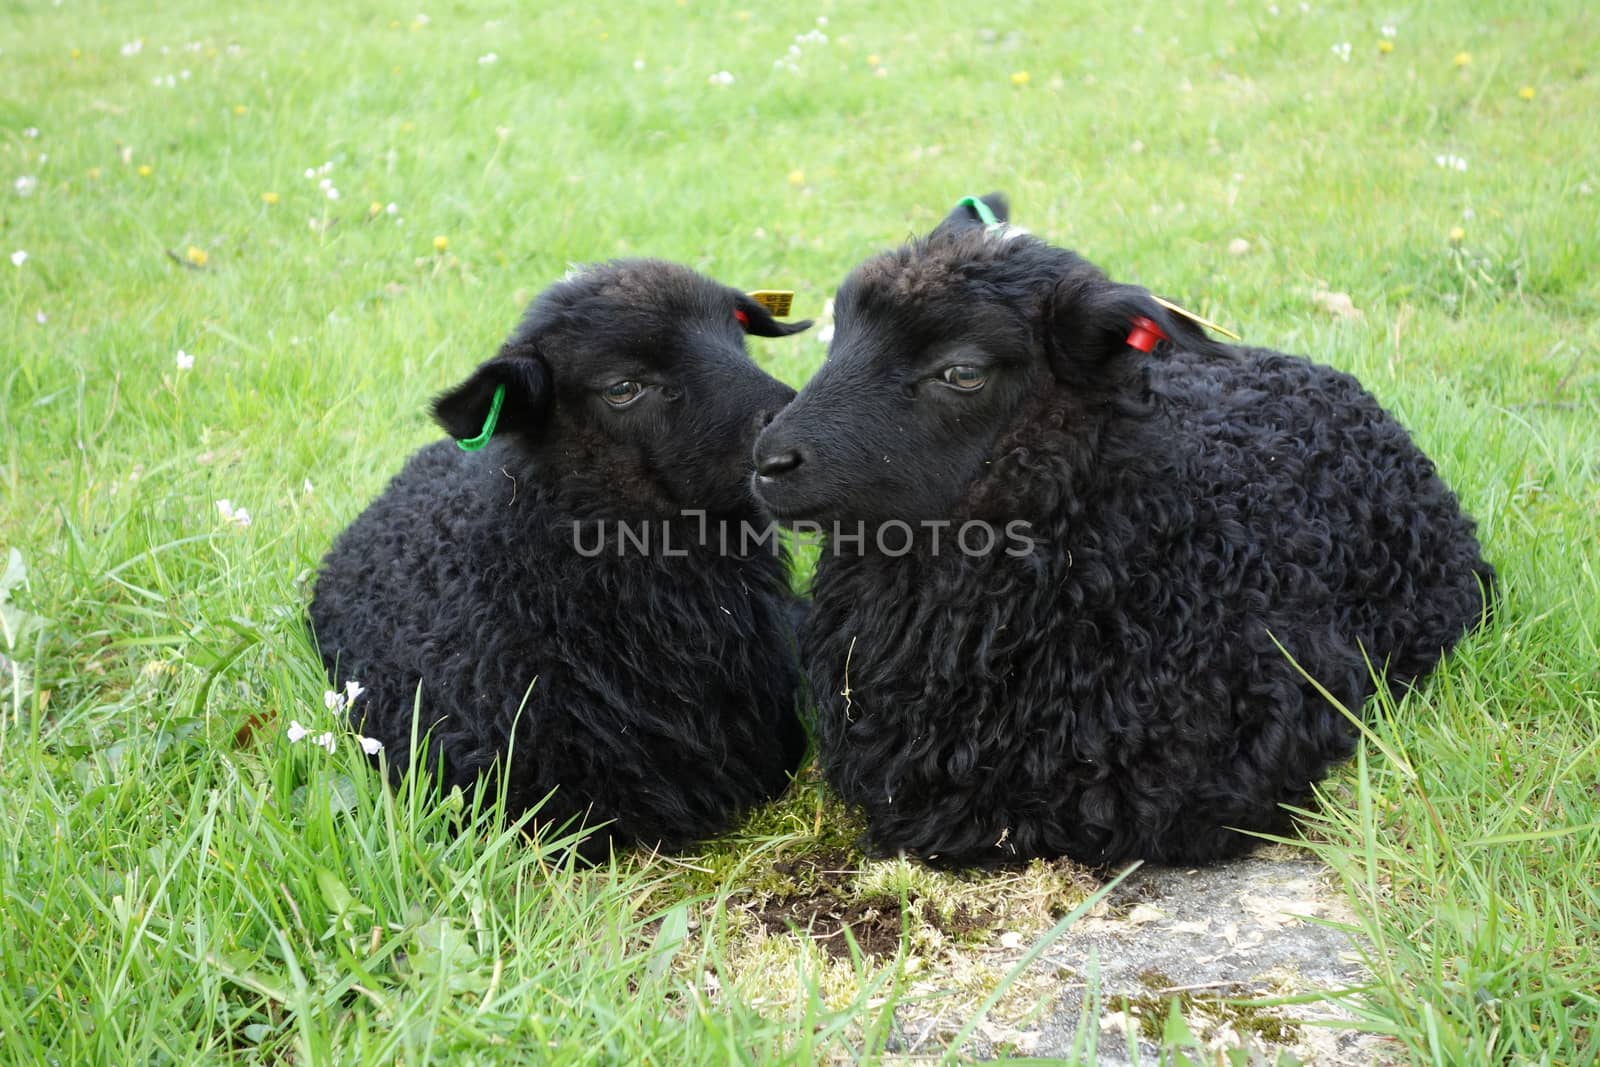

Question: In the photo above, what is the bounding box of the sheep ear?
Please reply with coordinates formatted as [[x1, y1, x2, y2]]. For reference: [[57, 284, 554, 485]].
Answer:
[[735, 293, 812, 338], [1044, 272, 1188, 383], [431, 345, 552, 443], [931, 191, 1011, 236]]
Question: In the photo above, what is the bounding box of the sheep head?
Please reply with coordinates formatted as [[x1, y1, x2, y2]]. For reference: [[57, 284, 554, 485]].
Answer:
[[752, 195, 1212, 525], [434, 259, 809, 517]]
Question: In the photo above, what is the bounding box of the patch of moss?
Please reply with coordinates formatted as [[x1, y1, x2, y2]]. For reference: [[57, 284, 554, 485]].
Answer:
[[1114, 989, 1302, 1047], [1137, 968, 1174, 991]]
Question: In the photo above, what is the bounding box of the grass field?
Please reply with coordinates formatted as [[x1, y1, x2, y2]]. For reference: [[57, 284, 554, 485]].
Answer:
[[3, 0, 1598, 1062]]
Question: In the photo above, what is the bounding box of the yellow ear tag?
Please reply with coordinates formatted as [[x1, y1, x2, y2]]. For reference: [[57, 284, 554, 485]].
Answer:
[[748, 290, 795, 317], [1152, 296, 1242, 341]]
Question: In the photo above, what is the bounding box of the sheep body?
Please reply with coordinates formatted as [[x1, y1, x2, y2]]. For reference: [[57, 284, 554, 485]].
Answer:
[[310, 260, 809, 858], [804, 346, 1491, 865]]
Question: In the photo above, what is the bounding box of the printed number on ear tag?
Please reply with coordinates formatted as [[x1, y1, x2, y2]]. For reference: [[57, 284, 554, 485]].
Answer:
[[748, 290, 795, 317]]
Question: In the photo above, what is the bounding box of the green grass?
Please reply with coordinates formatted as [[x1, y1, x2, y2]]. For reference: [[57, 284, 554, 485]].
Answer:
[[3, 0, 1598, 1062]]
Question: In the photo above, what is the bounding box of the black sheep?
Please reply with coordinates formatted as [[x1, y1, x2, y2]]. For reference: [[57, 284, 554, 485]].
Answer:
[[309, 259, 812, 859], [752, 195, 1495, 867]]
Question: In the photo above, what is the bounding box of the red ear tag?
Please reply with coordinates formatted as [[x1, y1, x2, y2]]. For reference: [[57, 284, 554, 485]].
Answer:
[[734, 309, 750, 330], [1126, 316, 1168, 352]]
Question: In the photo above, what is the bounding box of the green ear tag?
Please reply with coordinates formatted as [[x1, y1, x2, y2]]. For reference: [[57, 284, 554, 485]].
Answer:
[[456, 384, 506, 452], [956, 195, 1000, 226]]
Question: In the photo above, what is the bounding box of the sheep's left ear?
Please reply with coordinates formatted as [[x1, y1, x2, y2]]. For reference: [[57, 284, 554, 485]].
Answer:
[[930, 191, 1011, 237], [734, 293, 812, 338], [1044, 271, 1186, 384], [431, 343, 553, 444]]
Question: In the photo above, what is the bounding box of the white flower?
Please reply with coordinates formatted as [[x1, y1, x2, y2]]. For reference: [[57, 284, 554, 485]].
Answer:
[[35, 310, 46, 324], [478, 52, 498, 65], [414, 12, 430, 24], [23, 127, 39, 138], [324, 689, 346, 712], [344, 679, 365, 705], [287, 719, 311, 743], [1331, 41, 1351, 62], [385, 202, 398, 214], [313, 731, 337, 753], [1381, 23, 1397, 37], [324, 185, 340, 200], [1434, 153, 1468, 172], [175, 349, 195, 370], [15, 176, 38, 196], [119, 39, 143, 56], [10, 250, 26, 267], [358, 735, 384, 755], [707, 70, 735, 86], [215, 499, 252, 527], [632, 58, 645, 71], [303, 478, 315, 494]]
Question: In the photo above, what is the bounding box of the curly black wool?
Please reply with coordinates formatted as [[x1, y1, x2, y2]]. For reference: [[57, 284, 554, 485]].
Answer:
[[754, 196, 1495, 867], [310, 260, 812, 859]]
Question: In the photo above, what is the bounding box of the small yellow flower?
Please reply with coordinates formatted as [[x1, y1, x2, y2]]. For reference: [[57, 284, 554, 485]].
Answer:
[[787, 169, 805, 186], [186, 246, 209, 266], [1377, 39, 1394, 55], [433, 235, 449, 252], [1010, 70, 1030, 87], [261, 191, 280, 204], [70, 47, 82, 59], [400, 121, 416, 134], [1448, 226, 1466, 243], [1518, 85, 1536, 101], [867, 54, 881, 66], [86, 166, 101, 179], [137, 164, 152, 177], [233, 104, 248, 115], [369, 201, 384, 218], [1452, 51, 1472, 67]]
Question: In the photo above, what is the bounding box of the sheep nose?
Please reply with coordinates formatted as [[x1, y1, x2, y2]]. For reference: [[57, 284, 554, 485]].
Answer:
[[756, 447, 805, 478]]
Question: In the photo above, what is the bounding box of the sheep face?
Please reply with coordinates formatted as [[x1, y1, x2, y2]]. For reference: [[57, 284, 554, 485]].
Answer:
[[753, 201, 1203, 526], [433, 259, 809, 517]]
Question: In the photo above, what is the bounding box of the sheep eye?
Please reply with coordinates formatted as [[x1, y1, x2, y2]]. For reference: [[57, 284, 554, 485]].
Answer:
[[602, 380, 644, 407], [940, 365, 988, 390]]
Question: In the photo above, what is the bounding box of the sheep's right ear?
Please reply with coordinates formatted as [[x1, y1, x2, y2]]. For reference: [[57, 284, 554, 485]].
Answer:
[[431, 345, 552, 443], [1044, 270, 1187, 384], [735, 293, 813, 337]]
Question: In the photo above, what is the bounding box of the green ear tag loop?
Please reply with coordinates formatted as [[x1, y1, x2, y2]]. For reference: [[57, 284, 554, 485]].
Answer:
[[456, 384, 505, 452], [956, 195, 1000, 226]]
